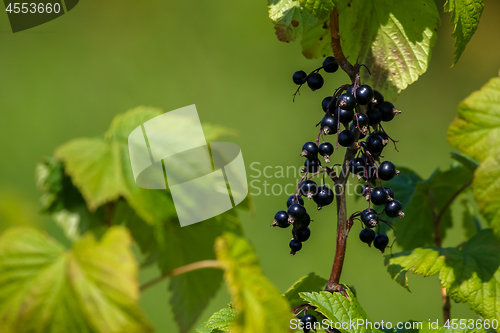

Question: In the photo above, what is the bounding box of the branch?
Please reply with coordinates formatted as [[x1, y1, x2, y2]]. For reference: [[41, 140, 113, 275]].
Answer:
[[330, 8, 355, 81], [428, 180, 471, 322], [325, 104, 363, 293], [140, 260, 222, 291]]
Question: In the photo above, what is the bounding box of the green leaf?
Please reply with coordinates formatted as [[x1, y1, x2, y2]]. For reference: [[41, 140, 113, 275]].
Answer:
[[284, 272, 327, 309], [444, 0, 484, 65], [300, 290, 483, 333], [448, 76, 500, 239], [338, 0, 440, 99], [388, 161, 473, 250], [472, 154, 500, 240], [448, 76, 500, 162], [0, 226, 151, 333], [268, 0, 333, 59], [300, 0, 335, 20], [386, 229, 500, 325], [215, 232, 293, 333], [206, 307, 237, 331], [300, 288, 383, 333]]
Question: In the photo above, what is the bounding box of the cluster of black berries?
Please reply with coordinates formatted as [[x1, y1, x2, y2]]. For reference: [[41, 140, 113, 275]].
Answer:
[[273, 56, 404, 255]]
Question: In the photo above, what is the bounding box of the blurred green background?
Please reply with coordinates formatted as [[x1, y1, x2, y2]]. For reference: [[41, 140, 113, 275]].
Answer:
[[1, 1, 499, 331]]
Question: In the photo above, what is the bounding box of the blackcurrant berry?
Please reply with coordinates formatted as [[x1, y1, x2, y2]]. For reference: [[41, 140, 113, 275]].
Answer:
[[373, 90, 384, 105], [384, 187, 394, 200], [346, 85, 354, 96], [334, 107, 354, 124], [349, 157, 365, 175], [353, 113, 369, 128], [307, 73, 324, 90], [320, 115, 338, 135], [313, 185, 334, 209], [296, 213, 311, 228], [373, 233, 389, 253], [288, 203, 307, 223], [304, 158, 321, 173], [360, 208, 377, 221], [366, 108, 382, 125], [337, 93, 356, 111], [289, 238, 302, 254], [301, 314, 317, 329], [361, 208, 378, 228], [370, 187, 389, 206], [355, 85, 374, 105], [318, 142, 334, 158], [322, 56, 339, 73], [378, 102, 396, 122], [322, 96, 333, 112], [293, 71, 307, 85], [366, 133, 384, 154], [299, 179, 318, 199], [296, 227, 311, 242], [359, 228, 376, 246], [301, 142, 319, 159], [350, 123, 366, 140], [287, 195, 304, 208], [378, 161, 397, 181], [272, 210, 290, 228], [338, 129, 355, 147], [378, 131, 389, 145], [385, 200, 404, 218]]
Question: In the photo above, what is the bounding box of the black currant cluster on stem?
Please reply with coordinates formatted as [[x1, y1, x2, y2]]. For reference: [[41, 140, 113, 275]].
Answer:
[[272, 29, 406, 297]]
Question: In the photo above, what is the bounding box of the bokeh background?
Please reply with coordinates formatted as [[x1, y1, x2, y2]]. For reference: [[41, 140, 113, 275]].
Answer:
[[1, 1, 499, 331]]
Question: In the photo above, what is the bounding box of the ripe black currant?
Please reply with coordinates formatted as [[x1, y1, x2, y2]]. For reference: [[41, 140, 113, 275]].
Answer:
[[334, 107, 354, 124], [366, 133, 384, 154], [287, 195, 304, 207], [289, 238, 302, 254], [301, 142, 319, 159], [322, 56, 339, 73], [293, 71, 307, 85], [307, 73, 324, 90], [373, 90, 384, 105], [378, 131, 389, 146], [304, 158, 321, 173], [301, 314, 317, 329], [288, 203, 307, 223], [318, 142, 334, 162], [361, 208, 378, 228], [353, 113, 369, 128], [296, 213, 311, 228], [378, 102, 396, 122], [366, 108, 382, 125], [378, 161, 397, 181], [337, 93, 356, 111], [273, 210, 290, 228], [320, 115, 338, 135], [359, 228, 376, 246], [313, 185, 334, 209], [350, 123, 366, 140], [322, 96, 333, 112], [370, 187, 389, 206], [384, 187, 394, 200], [338, 129, 355, 147], [349, 157, 365, 175], [355, 85, 374, 105], [373, 233, 389, 253], [296, 227, 311, 242], [299, 179, 318, 199], [385, 200, 404, 218]]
